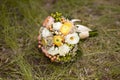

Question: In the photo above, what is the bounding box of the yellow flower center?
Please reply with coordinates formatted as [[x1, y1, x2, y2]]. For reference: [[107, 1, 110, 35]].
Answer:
[[70, 37, 74, 40], [60, 22, 72, 35], [53, 36, 63, 46]]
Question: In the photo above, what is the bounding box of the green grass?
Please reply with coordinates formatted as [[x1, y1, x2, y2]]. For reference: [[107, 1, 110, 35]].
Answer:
[[0, 0, 120, 80]]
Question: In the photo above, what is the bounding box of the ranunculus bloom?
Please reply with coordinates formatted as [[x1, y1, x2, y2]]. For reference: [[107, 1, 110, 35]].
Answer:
[[48, 46, 59, 56], [58, 44, 70, 56], [60, 22, 73, 35], [43, 16, 54, 29], [52, 22, 62, 31], [42, 28, 52, 38]]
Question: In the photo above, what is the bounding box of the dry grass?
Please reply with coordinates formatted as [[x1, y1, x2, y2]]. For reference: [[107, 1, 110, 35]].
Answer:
[[0, 0, 120, 80]]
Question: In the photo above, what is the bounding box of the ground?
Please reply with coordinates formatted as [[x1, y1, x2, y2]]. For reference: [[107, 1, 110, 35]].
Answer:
[[0, 0, 120, 80]]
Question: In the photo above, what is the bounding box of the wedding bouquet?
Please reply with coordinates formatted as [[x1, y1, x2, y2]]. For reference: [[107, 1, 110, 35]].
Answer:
[[38, 12, 97, 63]]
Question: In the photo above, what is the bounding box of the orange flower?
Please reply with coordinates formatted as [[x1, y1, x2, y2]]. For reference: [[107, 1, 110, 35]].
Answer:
[[43, 16, 54, 29], [60, 22, 73, 35], [53, 36, 63, 46]]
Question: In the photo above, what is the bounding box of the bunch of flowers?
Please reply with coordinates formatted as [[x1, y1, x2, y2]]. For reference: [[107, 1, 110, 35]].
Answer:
[[38, 12, 97, 63]]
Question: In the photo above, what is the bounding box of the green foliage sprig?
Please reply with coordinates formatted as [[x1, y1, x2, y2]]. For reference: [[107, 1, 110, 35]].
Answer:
[[51, 12, 62, 22]]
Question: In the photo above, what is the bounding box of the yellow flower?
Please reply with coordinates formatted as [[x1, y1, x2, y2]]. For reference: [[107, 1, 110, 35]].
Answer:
[[60, 22, 73, 35], [53, 36, 63, 46]]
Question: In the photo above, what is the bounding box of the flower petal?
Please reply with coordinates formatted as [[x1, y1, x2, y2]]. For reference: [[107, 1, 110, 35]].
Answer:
[[79, 31, 89, 39], [71, 19, 81, 23], [76, 25, 92, 32]]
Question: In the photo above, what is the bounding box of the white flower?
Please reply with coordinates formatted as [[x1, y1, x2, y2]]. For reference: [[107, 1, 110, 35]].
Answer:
[[52, 22, 62, 30], [58, 44, 70, 56], [65, 33, 80, 44], [42, 28, 52, 38], [79, 31, 89, 39], [47, 46, 59, 56], [76, 25, 92, 32], [71, 19, 81, 23]]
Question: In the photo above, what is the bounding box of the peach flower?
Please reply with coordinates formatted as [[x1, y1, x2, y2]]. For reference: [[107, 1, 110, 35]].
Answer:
[[43, 16, 54, 29]]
